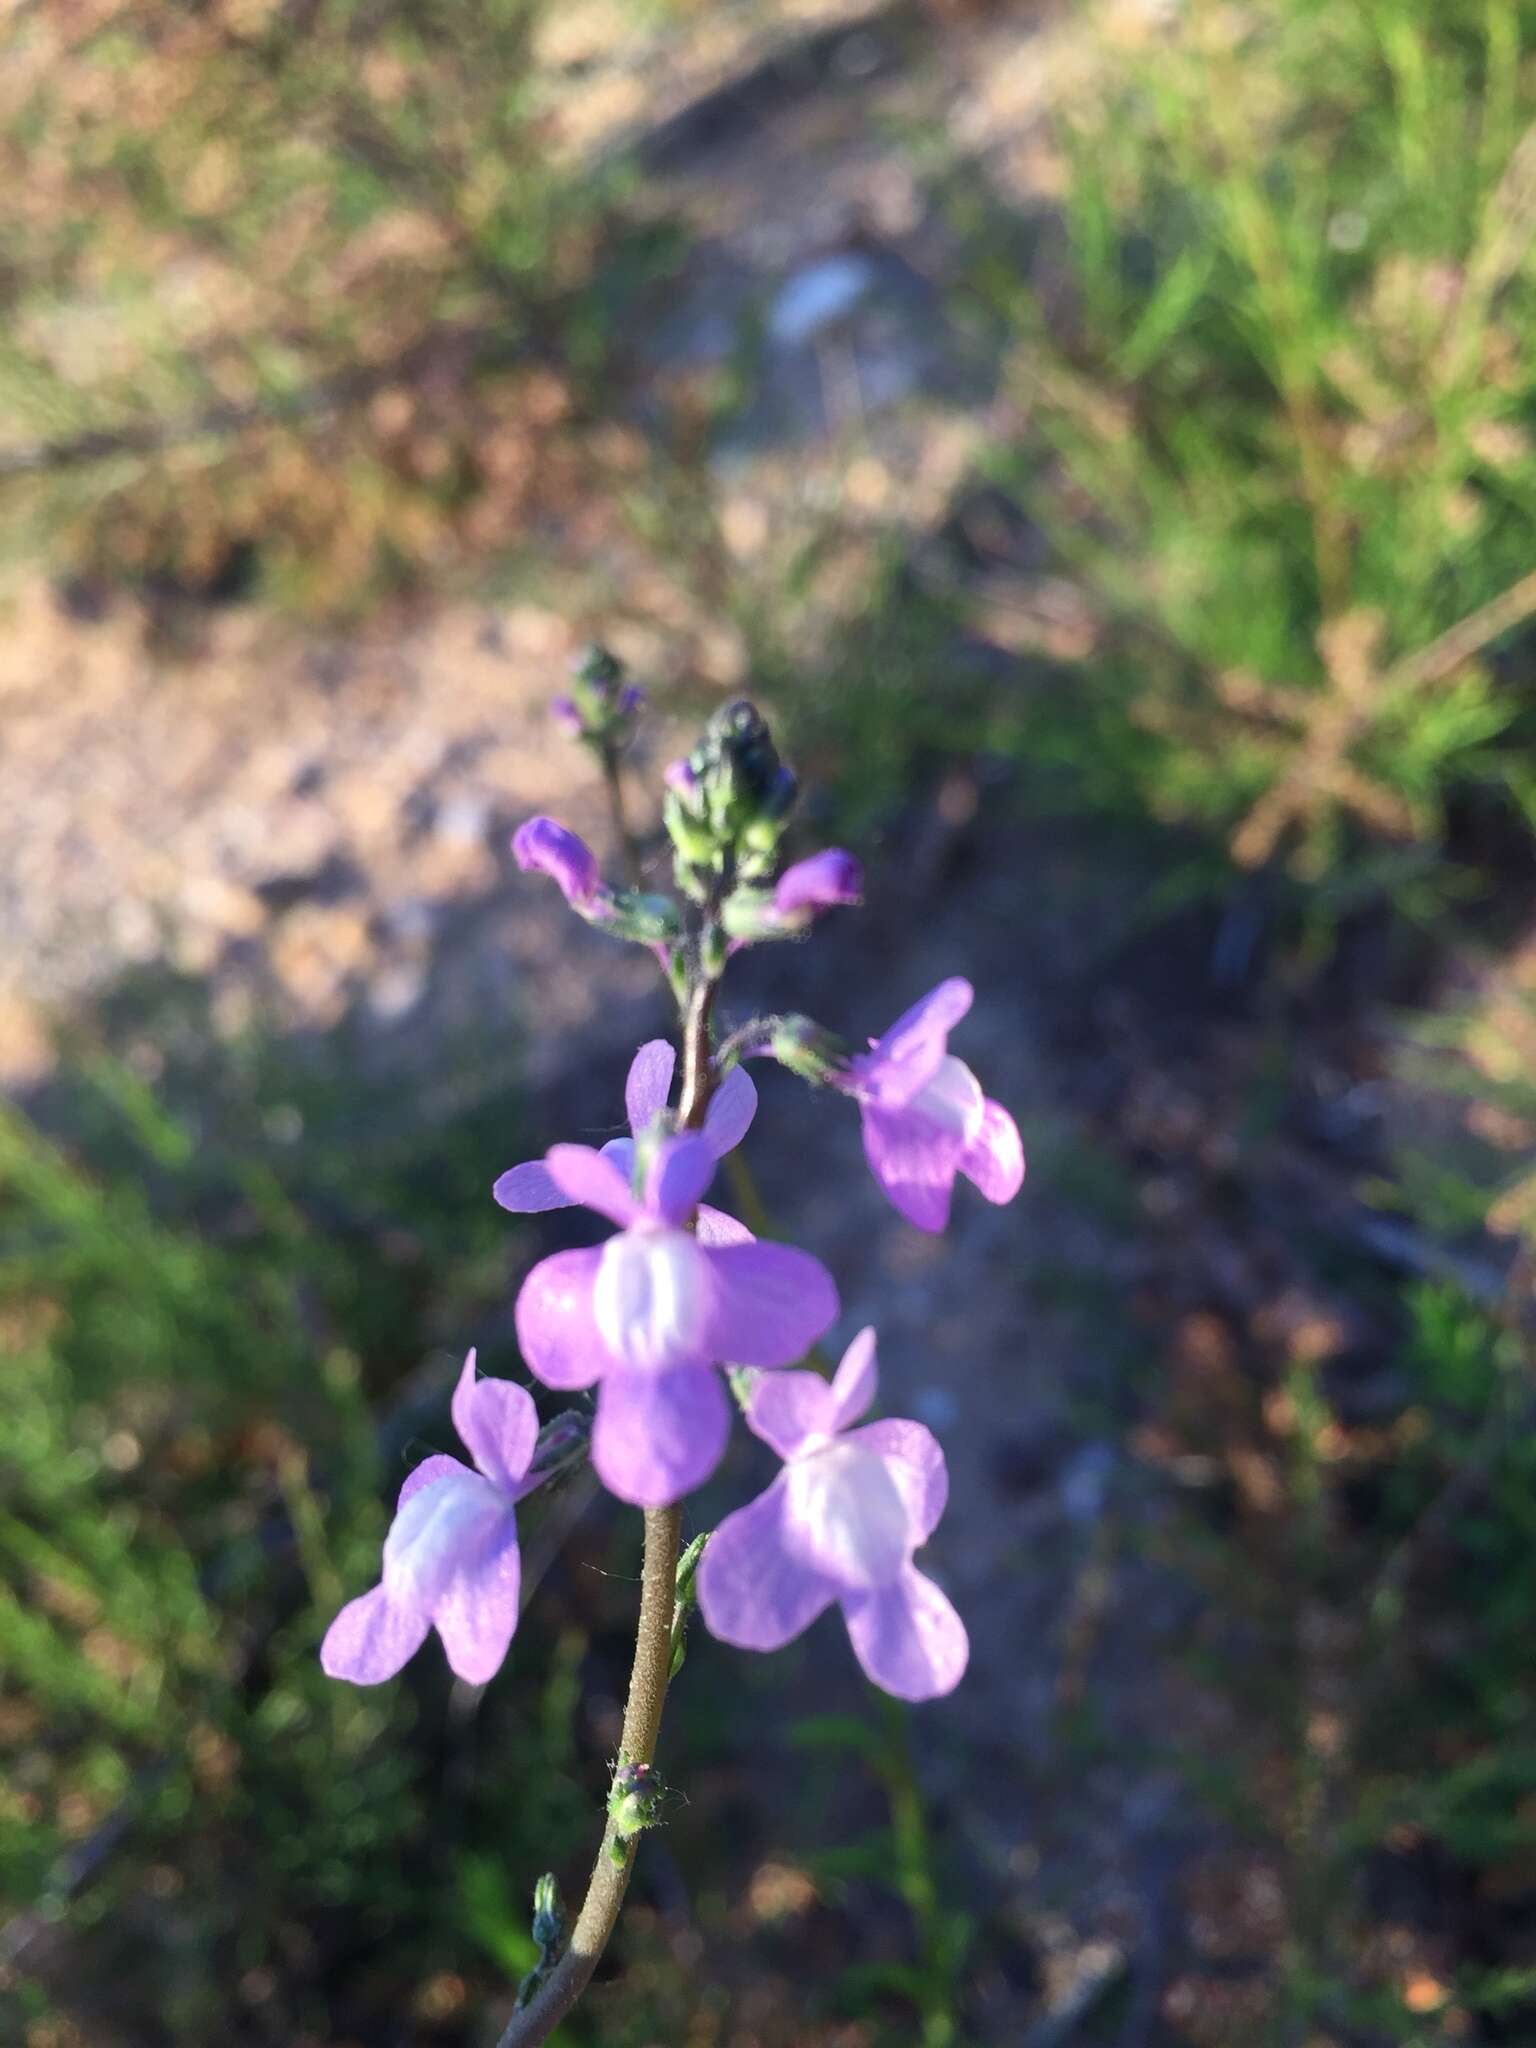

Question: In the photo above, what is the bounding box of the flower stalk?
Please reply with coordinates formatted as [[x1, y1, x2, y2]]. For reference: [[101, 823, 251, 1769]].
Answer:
[[496, 930, 722, 2048]]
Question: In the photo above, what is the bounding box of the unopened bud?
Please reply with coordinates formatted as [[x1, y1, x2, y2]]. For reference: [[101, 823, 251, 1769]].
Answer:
[[531, 1872, 564, 1952], [662, 700, 799, 887], [771, 1014, 846, 1086], [530, 1409, 591, 1479], [553, 642, 645, 747], [607, 1759, 665, 1855]]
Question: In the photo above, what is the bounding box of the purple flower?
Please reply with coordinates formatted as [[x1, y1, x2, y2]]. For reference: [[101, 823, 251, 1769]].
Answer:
[[836, 977, 1024, 1233], [512, 816, 607, 911], [493, 1038, 757, 1227], [550, 695, 585, 739], [514, 1134, 838, 1508], [696, 1329, 968, 1701], [772, 848, 863, 923], [321, 1352, 537, 1687]]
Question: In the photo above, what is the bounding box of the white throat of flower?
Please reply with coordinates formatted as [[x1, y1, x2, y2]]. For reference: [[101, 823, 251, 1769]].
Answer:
[[593, 1224, 713, 1373], [906, 1054, 985, 1143], [383, 1468, 507, 1607], [784, 1439, 909, 1590]]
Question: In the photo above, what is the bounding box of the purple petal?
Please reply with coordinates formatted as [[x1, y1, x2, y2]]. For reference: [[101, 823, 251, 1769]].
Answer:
[[398, 1452, 469, 1513], [696, 1203, 754, 1247], [842, 1565, 969, 1701], [855, 978, 973, 1108], [748, 1370, 835, 1460], [452, 1350, 538, 1492], [644, 1133, 716, 1224], [515, 1247, 615, 1389], [321, 1584, 431, 1686], [962, 1098, 1025, 1205], [599, 1134, 637, 1179], [431, 1514, 522, 1685], [773, 848, 864, 916], [382, 1467, 510, 1609], [876, 977, 973, 1066], [702, 1240, 839, 1367], [860, 1102, 964, 1233], [544, 1143, 642, 1226], [847, 1419, 948, 1544], [512, 816, 602, 906], [493, 1159, 574, 1214], [697, 1476, 837, 1651], [827, 1326, 878, 1430], [703, 1066, 757, 1156], [591, 1366, 730, 1507], [626, 1040, 676, 1134]]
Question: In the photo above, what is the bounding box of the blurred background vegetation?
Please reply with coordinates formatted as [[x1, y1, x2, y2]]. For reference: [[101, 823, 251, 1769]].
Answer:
[[4, 2, 1536, 2044]]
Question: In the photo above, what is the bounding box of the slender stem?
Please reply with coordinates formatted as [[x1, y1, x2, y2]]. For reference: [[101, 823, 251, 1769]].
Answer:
[[678, 970, 718, 1131], [600, 742, 644, 892], [497, 959, 720, 2048], [496, 1507, 681, 2048]]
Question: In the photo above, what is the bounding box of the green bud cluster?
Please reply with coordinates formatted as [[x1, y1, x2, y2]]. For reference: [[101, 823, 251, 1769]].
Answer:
[[553, 642, 645, 749], [606, 1758, 666, 1861], [663, 699, 798, 901]]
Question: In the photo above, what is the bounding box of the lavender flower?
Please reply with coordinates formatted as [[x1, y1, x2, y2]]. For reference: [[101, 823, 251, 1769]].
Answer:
[[512, 816, 609, 912], [771, 849, 863, 923], [696, 1329, 968, 1701], [835, 977, 1024, 1232], [321, 1352, 537, 1687], [514, 1134, 837, 1508], [493, 1039, 756, 1224]]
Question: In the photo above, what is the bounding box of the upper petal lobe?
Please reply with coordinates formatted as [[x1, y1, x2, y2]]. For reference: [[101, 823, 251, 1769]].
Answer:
[[625, 1040, 676, 1134], [452, 1350, 539, 1492], [544, 1144, 643, 1226], [493, 1160, 573, 1213], [703, 1066, 757, 1156], [748, 1369, 835, 1460]]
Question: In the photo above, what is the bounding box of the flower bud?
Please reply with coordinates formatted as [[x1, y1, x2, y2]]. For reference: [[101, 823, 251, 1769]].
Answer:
[[529, 1408, 591, 1479], [773, 848, 863, 920], [771, 1014, 847, 1086], [553, 642, 645, 747], [531, 1872, 564, 1952], [662, 700, 800, 886], [607, 1759, 665, 1844], [513, 816, 605, 909]]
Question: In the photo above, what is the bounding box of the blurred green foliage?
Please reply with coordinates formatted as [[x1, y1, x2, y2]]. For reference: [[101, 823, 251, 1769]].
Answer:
[[0, 1010, 558, 2042], [0, 0, 678, 613], [963, 0, 1536, 903]]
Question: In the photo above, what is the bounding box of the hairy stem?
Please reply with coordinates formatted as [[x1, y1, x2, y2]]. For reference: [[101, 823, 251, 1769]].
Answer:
[[498, 958, 718, 2047], [496, 1507, 681, 2047]]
